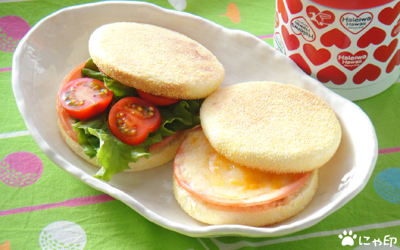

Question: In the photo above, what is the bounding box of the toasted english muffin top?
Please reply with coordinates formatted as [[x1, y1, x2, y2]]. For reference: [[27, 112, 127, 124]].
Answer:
[[88, 22, 225, 99], [200, 81, 342, 173]]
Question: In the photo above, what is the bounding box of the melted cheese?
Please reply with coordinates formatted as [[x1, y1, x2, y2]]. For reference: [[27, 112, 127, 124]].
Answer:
[[175, 128, 305, 202]]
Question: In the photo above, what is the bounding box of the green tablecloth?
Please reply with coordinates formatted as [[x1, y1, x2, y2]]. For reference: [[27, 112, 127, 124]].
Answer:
[[1, 0, 400, 249]]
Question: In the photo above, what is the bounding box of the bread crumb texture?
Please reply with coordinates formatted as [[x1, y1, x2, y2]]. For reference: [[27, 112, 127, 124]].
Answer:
[[200, 81, 342, 173], [89, 22, 225, 99]]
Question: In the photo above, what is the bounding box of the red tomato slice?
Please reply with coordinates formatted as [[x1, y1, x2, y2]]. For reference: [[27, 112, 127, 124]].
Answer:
[[57, 63, 170, 148], [108, 97, 161, 146], [137, 89, 180, 106], [57, 97, 79, 142], [57, 62, 87, 142], [173, 127, 312, 207], [59, 78, 113, 120]]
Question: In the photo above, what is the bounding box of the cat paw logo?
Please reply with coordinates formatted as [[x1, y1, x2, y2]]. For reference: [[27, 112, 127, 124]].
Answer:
[[338, 230, 398, 247], [338, 230, 357, 246]]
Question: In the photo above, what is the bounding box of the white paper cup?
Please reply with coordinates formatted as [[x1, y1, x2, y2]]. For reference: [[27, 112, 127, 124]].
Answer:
[[274, 0, 400, 100]]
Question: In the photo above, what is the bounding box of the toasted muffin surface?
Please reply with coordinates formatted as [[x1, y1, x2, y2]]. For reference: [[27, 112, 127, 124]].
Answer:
[[200, 81, 342, 173], [88, 22, 225, 99]]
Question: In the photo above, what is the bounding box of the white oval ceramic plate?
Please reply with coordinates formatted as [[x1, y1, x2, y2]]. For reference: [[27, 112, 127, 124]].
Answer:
[[12, 1, 378, 238]]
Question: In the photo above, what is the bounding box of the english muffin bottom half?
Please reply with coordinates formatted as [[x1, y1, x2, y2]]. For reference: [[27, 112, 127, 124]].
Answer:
[[172, 127, 319, 226]]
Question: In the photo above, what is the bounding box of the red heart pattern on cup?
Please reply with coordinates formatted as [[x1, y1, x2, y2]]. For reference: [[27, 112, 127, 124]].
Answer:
[[340, 12, 373, 34], [289, 53, 312, 75], [274, 0, 400, 99], [277, 0, 288, 23], [386, 49, 400, 73], [378, 1, 400, 25], [275, 11, 280, 28], [357, 27, 386, 48], [374, 39, 398, 62], [303, 43, 331, 66], [281, 25, 300, 50], [306, 5, 335, 29], [286, 0, 303, 14], [353, 64, 381, 84], [317, 65, 347, 85], [391, 19, 400, 37], [291, 17, 316, 42], [320, 28, 351, 49]]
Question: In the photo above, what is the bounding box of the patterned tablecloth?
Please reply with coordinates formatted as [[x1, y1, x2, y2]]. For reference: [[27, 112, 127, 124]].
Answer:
[[1, 0, 400, 249]]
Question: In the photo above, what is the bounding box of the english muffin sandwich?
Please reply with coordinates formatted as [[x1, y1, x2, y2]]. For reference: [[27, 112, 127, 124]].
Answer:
[[173, 81, 342, 226], [56, 22, 225, 181]]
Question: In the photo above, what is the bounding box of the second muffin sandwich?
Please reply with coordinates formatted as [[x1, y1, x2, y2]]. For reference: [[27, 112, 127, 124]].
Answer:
[[173, 81, 342, 226]]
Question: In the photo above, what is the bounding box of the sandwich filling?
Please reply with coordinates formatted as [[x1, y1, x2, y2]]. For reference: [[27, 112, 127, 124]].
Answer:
[[57, 59, 203, 181], [173, 127, 311, 207]]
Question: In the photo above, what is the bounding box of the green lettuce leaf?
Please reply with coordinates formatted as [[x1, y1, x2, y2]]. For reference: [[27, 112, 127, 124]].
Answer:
[[82, 58, 99, 72], [103, 78, 139, 101], [155, 100, 203, 137], [73, 114, 163, 181], [81, 67, 138, 102], [89, 127, 161, 182], [72, 99, 202, 181], [73, 117, 103, 160], [81, 68, 106, 81]]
